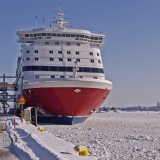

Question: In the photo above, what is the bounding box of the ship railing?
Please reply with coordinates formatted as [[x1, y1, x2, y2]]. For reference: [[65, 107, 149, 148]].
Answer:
[[18, 37, 103, 45]]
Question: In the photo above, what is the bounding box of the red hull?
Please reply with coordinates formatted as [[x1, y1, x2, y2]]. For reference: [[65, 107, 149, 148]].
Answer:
[[23, 87, 110, 116]]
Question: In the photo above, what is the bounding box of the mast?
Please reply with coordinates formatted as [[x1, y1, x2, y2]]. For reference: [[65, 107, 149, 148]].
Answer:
[[51, 4, 68, 29]]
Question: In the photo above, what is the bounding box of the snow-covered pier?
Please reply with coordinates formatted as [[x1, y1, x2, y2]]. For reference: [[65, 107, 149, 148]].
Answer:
[[2, 116, 96, 160]]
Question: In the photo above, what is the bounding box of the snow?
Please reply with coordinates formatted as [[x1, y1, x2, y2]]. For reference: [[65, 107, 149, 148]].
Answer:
[[1, 111, 160, 160], [5, 117, 96, 160], [0, 116, 19, 160], [42, 112, 160, 160]]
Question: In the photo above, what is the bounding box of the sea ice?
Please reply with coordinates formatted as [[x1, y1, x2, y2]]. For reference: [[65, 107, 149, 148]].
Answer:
[[43, 112, 160, 160]]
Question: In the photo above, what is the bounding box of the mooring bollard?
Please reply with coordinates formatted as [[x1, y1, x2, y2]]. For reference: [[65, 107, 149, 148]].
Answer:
[[74, 145, 89, 156], [14, 117, 16, 128]]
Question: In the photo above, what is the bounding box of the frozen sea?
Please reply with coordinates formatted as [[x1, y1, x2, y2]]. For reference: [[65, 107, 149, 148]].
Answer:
[[42, 112, 160, 160]]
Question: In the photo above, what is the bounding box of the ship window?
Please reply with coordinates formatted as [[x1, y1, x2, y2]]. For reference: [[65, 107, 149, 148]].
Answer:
[[76, 59, 80, 62], [67, 43, 70, 46], [97, 53, 99, 56], [66, 34, 70, 37], [42, 33, 46, 36], [95, 37, 98, 40], [67, 51, 71, 54], [47, 33, 51, 36], [99, 68, 104, 73], [50, 58, 54, 61], [34, 34, 37, 37], [59, 58, 63, 61], [77, 43, 80, 46], [31, 66, 39, 71], [42, 66, 49, 71], [35, 50, 38, 53], [76, 51, 79, 55], [58, 51, 62, 54], [68, 58, 71, 61], [25, 34, 29, 37], [35, 57, 39, 61], [99, 37, 103, 40], [51, 75, 55, 78], [52, 33, 56, 36], [98, 60, 101, 63], [55, 42, 59, 45], [59, 67, 65, 71], [76, 35, 79, 37], [37, 33, 41, 36], [71, 34, 75, 37], [30, 34, 33, 37], [49, 50, 53, 54], [26, 58, 30, 61], [89, 52, 93, 55], [69, 76, 73, 78], [60, 76, 65, 78], [85, 36, 88, 38], [50, 66, 57, 71], [57, 34, 61, 37], [91, 59, 94, 63], [35, 75, 39, 79], [93, 77, 97, 79], [80, 35, 84, 38], [62, 34, 65, 37], [67, 67, 72, 72], [79, 76, 83, 78], [91, 37, 94, 40], [83, 68, 90, 72], [26, 50, 30, 53], [45, 42, 49, 45], [91, 68, 98, 72]]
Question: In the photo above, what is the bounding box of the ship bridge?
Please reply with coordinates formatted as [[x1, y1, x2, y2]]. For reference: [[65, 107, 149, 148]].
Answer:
[[17, 28, 105, 47]]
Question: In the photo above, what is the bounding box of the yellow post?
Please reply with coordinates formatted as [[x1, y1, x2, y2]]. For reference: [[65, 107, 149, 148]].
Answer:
[[74, 145, 89, 156]]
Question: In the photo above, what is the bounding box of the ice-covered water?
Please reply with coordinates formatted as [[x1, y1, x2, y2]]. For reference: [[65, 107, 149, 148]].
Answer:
[[42, 112, 160, 160]]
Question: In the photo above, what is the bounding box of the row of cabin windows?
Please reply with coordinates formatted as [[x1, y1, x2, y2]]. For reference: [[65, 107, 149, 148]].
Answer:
[[24, 33, 103, 40], [26, 50, 100, 56], [35, 75, 98, 79], [45, 42, 80, 46], [22, 66, 104, 73], [25, 57, 101, 63]]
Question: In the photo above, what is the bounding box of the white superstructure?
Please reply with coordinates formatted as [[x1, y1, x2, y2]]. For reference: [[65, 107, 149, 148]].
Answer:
[[16, 6, 111, 91]]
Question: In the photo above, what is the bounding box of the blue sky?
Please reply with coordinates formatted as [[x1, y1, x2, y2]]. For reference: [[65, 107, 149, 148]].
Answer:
[[0, 0, 160, 107]]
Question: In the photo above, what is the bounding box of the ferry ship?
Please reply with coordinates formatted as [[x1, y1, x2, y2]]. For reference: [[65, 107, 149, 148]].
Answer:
[[15, 6, 112, 124]]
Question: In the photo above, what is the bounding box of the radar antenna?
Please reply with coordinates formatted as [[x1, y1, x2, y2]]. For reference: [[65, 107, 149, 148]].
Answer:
[[51, 4, 68, 29]]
